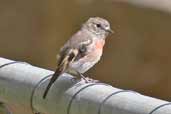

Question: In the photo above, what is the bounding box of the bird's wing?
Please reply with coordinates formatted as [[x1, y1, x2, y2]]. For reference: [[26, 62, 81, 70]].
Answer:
[[62, 30, 93, 49], [60, 31, 93, 60], [57, 47, 79, 68], [43, 47, 79, 99]]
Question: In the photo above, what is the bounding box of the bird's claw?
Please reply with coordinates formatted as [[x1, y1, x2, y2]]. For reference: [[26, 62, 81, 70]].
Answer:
[[71, 77, 79, 83], [71, 75, 99, 84], [81, 77, 99, 83]]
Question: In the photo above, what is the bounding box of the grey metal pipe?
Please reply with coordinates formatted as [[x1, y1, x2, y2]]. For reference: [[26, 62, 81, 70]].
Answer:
[[0, 58, 53, 114], [0, 57, 171, 114]]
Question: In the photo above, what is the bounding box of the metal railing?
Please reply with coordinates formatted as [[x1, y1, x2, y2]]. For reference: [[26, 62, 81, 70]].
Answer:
[[0, 57, 170, 114]]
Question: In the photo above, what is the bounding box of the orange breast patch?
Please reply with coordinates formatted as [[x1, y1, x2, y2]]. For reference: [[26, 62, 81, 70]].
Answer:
[[95, 40, 105, 50]]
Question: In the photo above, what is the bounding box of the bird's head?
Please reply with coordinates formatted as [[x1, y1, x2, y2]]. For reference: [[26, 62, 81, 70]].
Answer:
[[82, 17, 113, 39]]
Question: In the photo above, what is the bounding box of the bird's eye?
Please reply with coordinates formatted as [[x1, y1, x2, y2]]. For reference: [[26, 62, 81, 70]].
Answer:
[[96, 24, 101, 28]]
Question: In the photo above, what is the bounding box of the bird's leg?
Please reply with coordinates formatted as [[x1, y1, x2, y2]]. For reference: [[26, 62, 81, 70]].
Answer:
[[67, 68, 100, 83], [75, 71, 100, 83], [76, 71, 89, 83], [67, 68, 90, 83]]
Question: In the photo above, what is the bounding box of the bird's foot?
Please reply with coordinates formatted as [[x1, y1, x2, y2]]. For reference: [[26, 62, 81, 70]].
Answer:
[[71, 72, 100, 83], [81, 77, 99, 83], [71, 77, 79, 83]]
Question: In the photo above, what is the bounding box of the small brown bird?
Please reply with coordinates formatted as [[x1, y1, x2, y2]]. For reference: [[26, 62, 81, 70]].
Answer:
[[43, 17, 113, 99]]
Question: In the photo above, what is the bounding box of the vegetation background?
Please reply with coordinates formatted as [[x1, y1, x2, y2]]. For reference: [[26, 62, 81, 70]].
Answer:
[[0, 0, 171, 113]]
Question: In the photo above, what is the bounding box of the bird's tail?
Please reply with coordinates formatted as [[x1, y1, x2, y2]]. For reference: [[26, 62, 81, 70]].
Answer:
[[43, 68, 61, 99], [43, 48, 78, 99]]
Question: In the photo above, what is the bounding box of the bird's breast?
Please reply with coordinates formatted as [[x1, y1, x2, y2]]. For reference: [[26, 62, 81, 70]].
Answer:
[[95, 39, 105, 50], [86, 39, 105, 60], [87, 39, 105, 53], [70, 39, 105, 73]]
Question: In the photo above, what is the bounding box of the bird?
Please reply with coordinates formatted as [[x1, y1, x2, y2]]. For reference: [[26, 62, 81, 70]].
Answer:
[[43, 17, 113, 99]]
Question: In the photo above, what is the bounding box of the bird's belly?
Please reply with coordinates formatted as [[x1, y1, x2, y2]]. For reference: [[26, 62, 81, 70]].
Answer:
[[70, 49, 103, 73]]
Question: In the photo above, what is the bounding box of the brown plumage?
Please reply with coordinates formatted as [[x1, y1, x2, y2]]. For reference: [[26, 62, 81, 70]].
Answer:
[[43, 17, 113, 99]]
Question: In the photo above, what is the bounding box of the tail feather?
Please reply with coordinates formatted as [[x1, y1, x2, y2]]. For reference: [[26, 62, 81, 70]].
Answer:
[[43, 48, 78, 99], [43, 68, 61, 99]]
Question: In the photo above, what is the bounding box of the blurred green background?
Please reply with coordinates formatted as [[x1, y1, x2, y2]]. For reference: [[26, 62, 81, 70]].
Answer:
[[0, 0, 171, 104]]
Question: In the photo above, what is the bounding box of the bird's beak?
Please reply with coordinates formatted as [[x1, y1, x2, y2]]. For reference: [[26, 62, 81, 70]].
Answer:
[[106, 29, 114, 34], [101, 26, 114, 34]]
